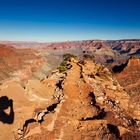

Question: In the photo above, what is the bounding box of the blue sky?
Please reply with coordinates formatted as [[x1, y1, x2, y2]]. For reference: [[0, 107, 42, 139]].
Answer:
[[0, 0, 140, 42]]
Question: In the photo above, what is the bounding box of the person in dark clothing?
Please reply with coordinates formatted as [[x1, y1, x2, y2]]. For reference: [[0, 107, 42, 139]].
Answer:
[[0, 96, 14, 124]]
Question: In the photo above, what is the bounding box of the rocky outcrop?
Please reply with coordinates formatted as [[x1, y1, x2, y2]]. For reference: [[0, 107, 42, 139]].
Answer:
[[114, 57, 140, 95], [1, 40, 140, 139], [0, 58, 140, 139]]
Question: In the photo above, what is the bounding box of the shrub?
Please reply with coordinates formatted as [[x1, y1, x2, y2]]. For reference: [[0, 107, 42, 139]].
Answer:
[[58, 53, 76, 73], [63, 53, 77, 61], [58, 60, 68, 73], [58, 65, 68, 73]]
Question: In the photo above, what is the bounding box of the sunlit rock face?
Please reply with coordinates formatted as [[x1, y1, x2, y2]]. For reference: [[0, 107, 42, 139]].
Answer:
[[113, 57, 140, 95], [0, 40, 140, 139], [0, 58, 140, 140], [0, 44, 47, 82]]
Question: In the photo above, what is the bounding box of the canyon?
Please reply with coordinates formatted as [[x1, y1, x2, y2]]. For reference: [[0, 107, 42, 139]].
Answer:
[[0, 40, 140, 140]]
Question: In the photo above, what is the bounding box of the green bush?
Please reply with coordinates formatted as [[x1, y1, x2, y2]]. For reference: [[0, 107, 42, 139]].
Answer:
[[58, 60, 68, 73], [58, 65, 68, 73], [58, 53, 76, 73], [63, 53, 77, 61]]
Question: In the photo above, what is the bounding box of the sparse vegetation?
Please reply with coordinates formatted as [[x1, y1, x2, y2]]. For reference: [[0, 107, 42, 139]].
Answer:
[[58, 53, 76, 72], [63, 53, 77, 61], [58, 61, 68, 73]]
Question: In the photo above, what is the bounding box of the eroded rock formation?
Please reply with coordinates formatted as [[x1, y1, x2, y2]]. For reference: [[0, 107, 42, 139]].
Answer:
[[0, 44, 47, 82], [0, 58, 140, 140]]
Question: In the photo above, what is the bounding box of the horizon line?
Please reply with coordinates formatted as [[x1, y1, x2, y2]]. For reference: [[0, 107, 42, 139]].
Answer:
[[0, 38, 140, 43]]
